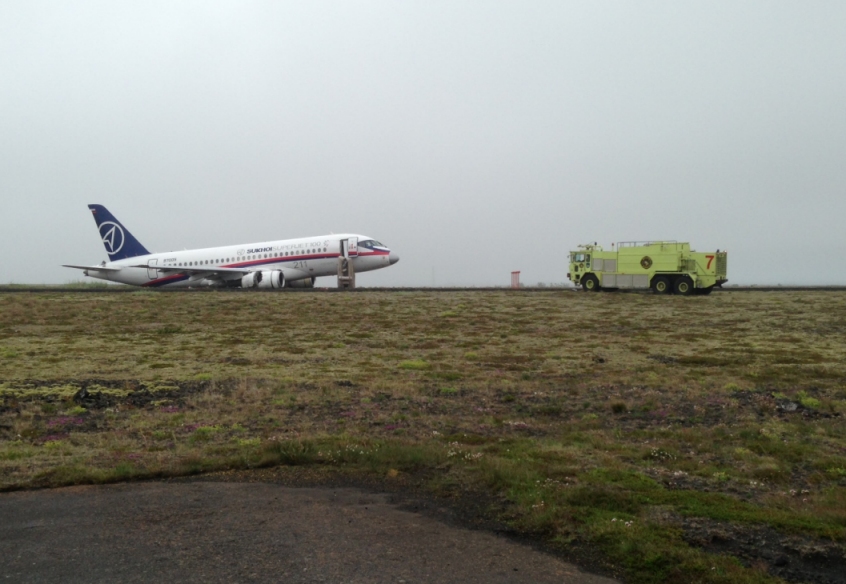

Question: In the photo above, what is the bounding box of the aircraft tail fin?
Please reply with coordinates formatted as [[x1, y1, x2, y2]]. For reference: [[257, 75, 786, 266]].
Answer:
[[88, 204, 150, 260]]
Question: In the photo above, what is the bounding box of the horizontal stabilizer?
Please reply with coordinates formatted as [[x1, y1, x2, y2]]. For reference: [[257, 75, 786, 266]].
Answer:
[[62, 264, 122, 272]]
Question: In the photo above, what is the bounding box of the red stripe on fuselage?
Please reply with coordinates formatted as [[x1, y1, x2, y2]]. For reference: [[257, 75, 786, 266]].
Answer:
[[141, 273, 189, 287]]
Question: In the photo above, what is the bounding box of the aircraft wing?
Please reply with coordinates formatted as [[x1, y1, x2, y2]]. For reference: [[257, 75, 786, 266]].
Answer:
[[62, 264, 123, 272]]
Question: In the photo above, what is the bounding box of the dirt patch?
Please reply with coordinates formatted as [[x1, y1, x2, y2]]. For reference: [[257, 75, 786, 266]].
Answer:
[[682, 517, 846, 584]]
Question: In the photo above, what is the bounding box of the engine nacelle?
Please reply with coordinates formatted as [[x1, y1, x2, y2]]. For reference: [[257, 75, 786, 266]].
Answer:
[[257, 270, 284, 289], [241, 272, 261, 288], [242, 272, 309, 289], [286, 277, 315, 289]]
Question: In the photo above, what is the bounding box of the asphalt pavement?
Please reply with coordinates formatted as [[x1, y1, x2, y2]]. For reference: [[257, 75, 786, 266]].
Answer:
[[0, 482, 620, 584]]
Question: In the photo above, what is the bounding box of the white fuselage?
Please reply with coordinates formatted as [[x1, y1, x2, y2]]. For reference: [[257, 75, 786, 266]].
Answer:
[[86, 233, 392, 288]]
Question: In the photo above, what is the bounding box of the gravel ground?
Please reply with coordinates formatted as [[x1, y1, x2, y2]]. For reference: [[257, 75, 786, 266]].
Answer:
[[0, 481, 620, 584]]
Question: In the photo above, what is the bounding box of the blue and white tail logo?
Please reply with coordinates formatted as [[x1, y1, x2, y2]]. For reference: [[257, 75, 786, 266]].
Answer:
[[99, 221, 125, 255], [88, 204, 150, 260]]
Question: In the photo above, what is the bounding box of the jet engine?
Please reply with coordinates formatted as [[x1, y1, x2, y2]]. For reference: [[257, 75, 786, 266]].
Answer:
[[257, 270, 285, 289], [240, 272, 261, 288], [286, 277, 315, 289], [242, 271, 309, 289]]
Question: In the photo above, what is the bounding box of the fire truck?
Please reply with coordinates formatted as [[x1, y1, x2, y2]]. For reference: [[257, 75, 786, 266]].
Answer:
[[567, 241, 727, 295]]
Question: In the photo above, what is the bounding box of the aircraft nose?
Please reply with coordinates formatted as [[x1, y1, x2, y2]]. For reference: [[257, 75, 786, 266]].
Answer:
[[389, 251, 400, 265]]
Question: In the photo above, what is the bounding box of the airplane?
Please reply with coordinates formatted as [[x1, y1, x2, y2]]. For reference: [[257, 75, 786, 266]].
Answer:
[[63, 204, 399, 288]]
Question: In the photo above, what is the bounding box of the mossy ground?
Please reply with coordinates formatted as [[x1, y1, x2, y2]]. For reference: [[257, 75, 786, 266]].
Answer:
[[1, 289, 845, 583]]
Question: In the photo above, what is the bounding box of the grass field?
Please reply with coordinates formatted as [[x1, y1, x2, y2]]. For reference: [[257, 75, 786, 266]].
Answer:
[[1, 289, 845, 583]]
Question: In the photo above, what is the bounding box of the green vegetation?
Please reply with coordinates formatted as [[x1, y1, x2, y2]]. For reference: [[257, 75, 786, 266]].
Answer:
[[1, 290, 845, 583]]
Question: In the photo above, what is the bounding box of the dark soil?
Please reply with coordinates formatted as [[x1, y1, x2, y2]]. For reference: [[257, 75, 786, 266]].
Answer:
[[682, 517, 846, 584]]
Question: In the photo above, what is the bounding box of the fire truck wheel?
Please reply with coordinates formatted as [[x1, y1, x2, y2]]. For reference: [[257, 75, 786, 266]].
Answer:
[[651, 276, 671, 294], [674, 276, 694, 295], [582, 274, 600, 292], [695, 286, 714, 296]]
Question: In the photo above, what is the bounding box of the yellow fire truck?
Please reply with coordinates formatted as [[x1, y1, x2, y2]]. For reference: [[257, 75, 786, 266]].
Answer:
[[567, 241, 727, 295]]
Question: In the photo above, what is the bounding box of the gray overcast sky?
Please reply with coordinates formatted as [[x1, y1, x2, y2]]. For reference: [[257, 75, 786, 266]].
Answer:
[[2, 1, 845, 286]]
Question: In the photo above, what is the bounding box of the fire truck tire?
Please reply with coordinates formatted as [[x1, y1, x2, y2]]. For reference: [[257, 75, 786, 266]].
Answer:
[[651, 276, 671, 294], [695, 286, 714, 296], [674, 276, 694, 295], [582, 274, 600, 292]]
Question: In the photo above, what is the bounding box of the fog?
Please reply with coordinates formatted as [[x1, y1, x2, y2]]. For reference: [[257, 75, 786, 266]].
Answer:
[[2, 2, 844, 286]]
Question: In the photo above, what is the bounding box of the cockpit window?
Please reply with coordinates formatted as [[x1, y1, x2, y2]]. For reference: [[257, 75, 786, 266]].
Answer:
[[359, 240, 387, 249], [572, 253, 587, 262]]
